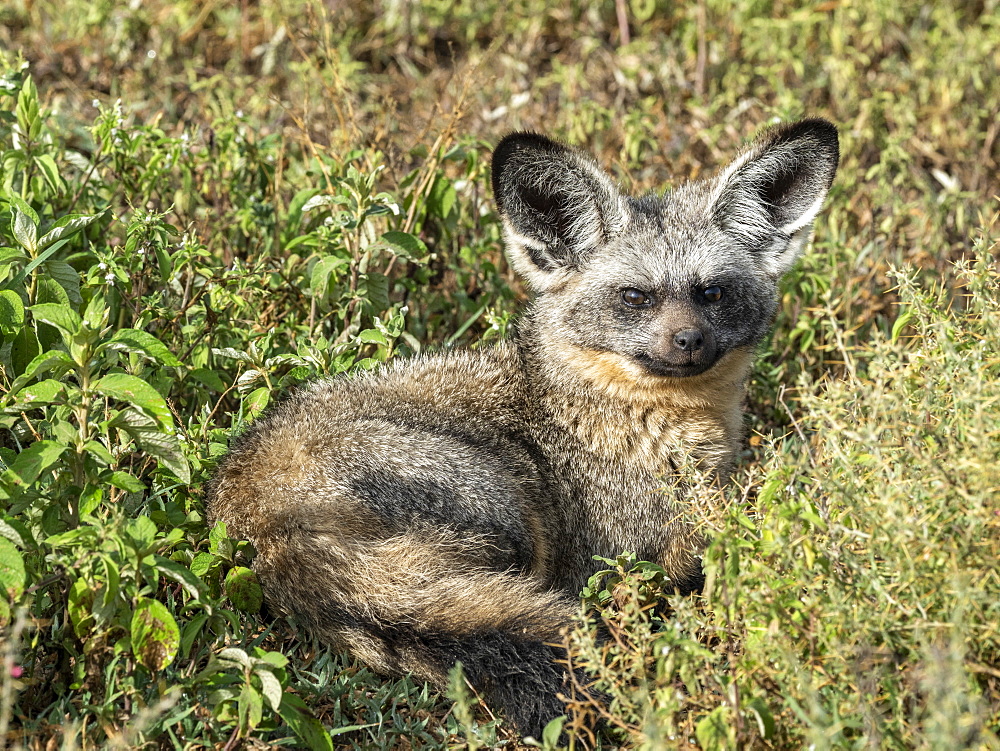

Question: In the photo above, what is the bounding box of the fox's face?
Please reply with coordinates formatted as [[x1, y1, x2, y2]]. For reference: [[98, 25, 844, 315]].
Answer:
[[492, 121, 839, 381]]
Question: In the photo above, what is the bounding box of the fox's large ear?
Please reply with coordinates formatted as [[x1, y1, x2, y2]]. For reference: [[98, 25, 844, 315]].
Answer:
[[712, 119, 839, 276], [492, 133, 628, 292]]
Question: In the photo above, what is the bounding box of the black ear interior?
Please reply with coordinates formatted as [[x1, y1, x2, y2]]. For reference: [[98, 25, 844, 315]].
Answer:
[[521, 184, 574, 248], [521, 184, 557, 216], [491, 131, 566, 211], [756, 167, 798, 222]]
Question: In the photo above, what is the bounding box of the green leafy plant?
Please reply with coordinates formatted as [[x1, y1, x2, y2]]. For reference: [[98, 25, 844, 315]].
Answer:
[[1, 1, 998, 747]]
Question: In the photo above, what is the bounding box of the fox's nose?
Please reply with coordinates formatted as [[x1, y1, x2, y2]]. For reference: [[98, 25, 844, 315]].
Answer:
[[673, 328, 704, 352]]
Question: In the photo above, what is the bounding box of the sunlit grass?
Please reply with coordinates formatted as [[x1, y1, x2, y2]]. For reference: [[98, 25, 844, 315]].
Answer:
[[0, 0, 997, 747]]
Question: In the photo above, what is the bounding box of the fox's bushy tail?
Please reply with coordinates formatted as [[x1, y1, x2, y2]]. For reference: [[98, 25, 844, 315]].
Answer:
[[250, 523, 577, 736]]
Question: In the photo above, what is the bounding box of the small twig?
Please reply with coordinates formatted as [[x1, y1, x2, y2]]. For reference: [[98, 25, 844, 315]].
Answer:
[[25, 572, 64, 596], [66, 151, 108, 216], [824, 302, 858, 382], [562, 635, 635, 740], [203, 380, 242, 439], [694, 0, 707, 97], [221, 725, 241, 751], [18, 412, 42, 442], [615, 0, 631, 45], [776, 384, 817, 469], [462, 674, 498, 723]]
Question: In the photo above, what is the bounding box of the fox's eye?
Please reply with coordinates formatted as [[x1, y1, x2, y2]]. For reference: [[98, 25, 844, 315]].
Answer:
[[702, 285, 723, 303], [621, 288, 652, 307]]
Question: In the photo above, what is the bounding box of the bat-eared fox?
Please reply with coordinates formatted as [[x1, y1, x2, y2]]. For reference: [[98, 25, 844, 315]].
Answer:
[[207, 118, 839, 737]]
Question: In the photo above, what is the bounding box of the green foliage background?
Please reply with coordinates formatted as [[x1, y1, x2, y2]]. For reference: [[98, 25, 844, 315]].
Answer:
[[0, 0, 997, 748]]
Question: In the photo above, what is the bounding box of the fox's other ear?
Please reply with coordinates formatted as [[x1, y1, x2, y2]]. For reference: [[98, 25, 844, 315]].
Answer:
[[492, 133, 627, 292], [712, 119, 839, 276]]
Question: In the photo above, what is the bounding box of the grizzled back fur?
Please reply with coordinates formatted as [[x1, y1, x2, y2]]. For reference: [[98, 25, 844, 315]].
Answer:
[[207, 119, 839, 738]]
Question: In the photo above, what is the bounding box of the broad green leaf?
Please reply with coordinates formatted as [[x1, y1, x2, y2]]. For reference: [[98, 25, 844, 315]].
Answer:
[[224, 566, 262, 613], [280, 365, 312, 386], [284, 187, 321, 235], [189, 552, 214, 577], [34, 276, 69, 306], [29, 302, 82, 341], [283, 233, 319, 252], [36, 211, 104, 251], [3, 441, 65, 487], [746, 697, 776, 740], [0, 519, 25, 546], [255, 667, 283, 711], [217, 646, 252, 669], [152, 555, 204, 601], [131, 597, 180, 671], [42, 260, 82, 306], [15, 76, 40, 140], [11, 207, 36, 254], [352, 357, 380, 371], [211, 347, 253, 363], [6, 195, 38, 226], [125, 515, 157, 552], [300, 194, 339, 212], [208, 522, 230, 556], [244, 386, 270, 420], [757, 473, 784, 506], [236, 369, 264, 394], [68, 576, 95, 639], [257, 651, 289, 669], [154, 243, 173, 283], [0, 247, 28, 268], [78, 484, 102, 517], [376, 230, 428, 262], [8, 196, 38, 254], [82, 440, 115, 465], [427, 176, 456, 219], [309, 255, 347, 300], [0, 289, 24, 334], [238, 682, 263, 732], [107, 471, 145, 493], [12, 378, 65, 407], [44, 526, 99, 549], [110, 408, 190, 483], [82, 293, 107, 331], [542, 715, 566, 748], [102, 329, 182, 367], [189, 367, 227, 392], [278, 693, 335, 751], [892, 308, 915, 343], [34, 153, 65, 194], [357, 272, 390, 311], [10, 325, 41, 376], [0, 537, 26, 599], [93, 373, 172, 427], [161, 527, 184, 546], [357, 328, 388, 345], [207, 688, 239, 715], [264, 353, 306, 369], [695, 706, 731, 751], [97, 555, 121, 614]]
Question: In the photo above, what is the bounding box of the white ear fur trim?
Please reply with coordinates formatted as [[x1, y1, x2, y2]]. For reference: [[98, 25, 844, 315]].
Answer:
[[777, 190, 829, 236], [762, 228, 812, 276], [502, 225, 573, 292], [709, 150, 755, 206]]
